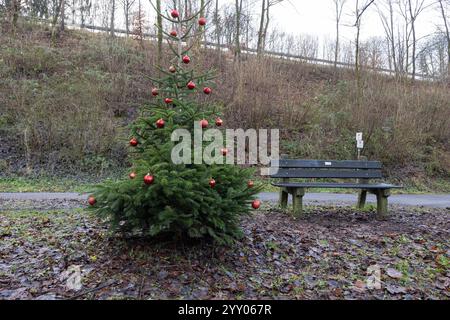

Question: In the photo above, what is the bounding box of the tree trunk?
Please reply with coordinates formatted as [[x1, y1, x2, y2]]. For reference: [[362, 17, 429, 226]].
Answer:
[[263, 2, 270, 50], [257, 0, 266, 55], [156, 0, 163, 65], [389, 0, 397, 74], [335, 18, 339, 68], [51, 0, 64, 44], [408, 0, 416, 80], [60, 0, 66, 31], [214, 0, 220, 49], [110, 0, 115, 37], [235, 0, 242, 61], [72, 0, 76, 24], [11, 0, 21, 28], [438, 0, 450, 79]]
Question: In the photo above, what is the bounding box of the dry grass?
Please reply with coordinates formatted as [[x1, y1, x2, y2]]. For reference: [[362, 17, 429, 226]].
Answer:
[[0, 21, 449, 188]]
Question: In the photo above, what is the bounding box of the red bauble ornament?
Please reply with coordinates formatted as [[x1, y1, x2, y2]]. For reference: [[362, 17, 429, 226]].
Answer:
[[152, 88, 159, 96], [88, 196, 96, 206], [130, 138, 138, 147], [182, 55, 191, 64], [252, 199, 261, 209], [203, 87, 212, 95], [247, 180, 254, 188], [187, 81, 196, 90], [144, 174, 154, 185], [198, 17, 207, 26], [221, 148, 228, 156], [156, 118, 165, 128], [129, 172, 137, 180], [165, 98, 173, 104], [200, 119, 209, 128], [170, 30, 177, 37], [209, 178, 216, 188], [215, 118, 223, 127], [169, 65, 176, 73], [171, 9, 180, 18]]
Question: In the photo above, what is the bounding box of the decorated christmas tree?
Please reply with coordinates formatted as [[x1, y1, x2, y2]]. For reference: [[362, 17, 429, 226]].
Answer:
[[88, 2, 262, 244]]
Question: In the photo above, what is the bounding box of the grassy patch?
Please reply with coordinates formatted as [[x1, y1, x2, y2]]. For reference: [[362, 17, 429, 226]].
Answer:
[[0, 177, 96, 193]]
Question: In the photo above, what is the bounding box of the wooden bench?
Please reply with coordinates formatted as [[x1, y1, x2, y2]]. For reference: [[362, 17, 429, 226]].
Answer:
[[270, 159, 402, 219]]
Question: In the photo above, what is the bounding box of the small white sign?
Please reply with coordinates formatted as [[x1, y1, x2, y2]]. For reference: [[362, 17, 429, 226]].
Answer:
[[357, 140, 364, 149], [325, 162, 332, 166], [356, 132, 363, 141]]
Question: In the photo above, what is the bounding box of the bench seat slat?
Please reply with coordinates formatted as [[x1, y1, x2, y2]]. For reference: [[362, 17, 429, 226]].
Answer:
[[271, 168, 383, 179], [272, 182, 401, 189], [271, 159, 382, 169]]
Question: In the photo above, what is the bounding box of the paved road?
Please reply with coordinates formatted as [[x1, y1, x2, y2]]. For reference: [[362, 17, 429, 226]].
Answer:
[[0, 192, 449, 209], [259, 193, 450, 209]]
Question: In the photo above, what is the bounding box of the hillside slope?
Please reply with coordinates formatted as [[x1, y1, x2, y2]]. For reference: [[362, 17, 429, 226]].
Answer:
[[0, 22, 449, 191]]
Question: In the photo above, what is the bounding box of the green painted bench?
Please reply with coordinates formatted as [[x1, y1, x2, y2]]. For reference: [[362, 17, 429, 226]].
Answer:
[[270, 159, 402, 219]]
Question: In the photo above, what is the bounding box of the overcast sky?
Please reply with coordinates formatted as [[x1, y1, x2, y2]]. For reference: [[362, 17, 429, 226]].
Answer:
[[130, 0, 445, 46], [223, 0, 442, 42]]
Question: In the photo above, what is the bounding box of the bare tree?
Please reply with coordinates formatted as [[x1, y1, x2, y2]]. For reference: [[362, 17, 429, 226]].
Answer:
[[79, 0, 92, 27], [9, 0, 21, 28], [407, 0, 427, 80], [121, 0, 136, 36], [213, 0, 221, 49], [60, 0, 66, 31], [132, 0, 145, 46], [110, 0, 116, 36], [234, 0, 243, 61], [353, 0, 375, 81], [256, 0, 284, 55], [438, 0, 450, 78], [51, 0, 64, 43], [352, 0, 375, 107], [333, 0, 347, 68], [155, 0, 162, 64], [377, 0, 398, 74]]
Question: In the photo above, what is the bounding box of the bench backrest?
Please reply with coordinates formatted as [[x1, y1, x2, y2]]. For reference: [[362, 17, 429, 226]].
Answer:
[[270, 159, 383, 179]]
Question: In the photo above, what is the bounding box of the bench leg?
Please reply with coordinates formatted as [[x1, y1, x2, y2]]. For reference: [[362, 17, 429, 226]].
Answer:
[[376, 189, 390, 220], [292, 188, 305, 217], [357, 190, 367, 209], [279, 188, 288, 209]]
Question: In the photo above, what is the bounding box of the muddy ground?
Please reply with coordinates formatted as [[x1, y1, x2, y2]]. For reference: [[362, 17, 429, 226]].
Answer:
[[0, 200, 449, 300]]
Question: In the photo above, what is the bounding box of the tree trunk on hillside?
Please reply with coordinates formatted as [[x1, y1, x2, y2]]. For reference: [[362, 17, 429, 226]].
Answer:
[[214, 0, 221, 50], [407, 0, 426, 81], [408, 0, 416, 80], [262, 1, 270, 50], [438, 0, 450, 80], [377, 0, 398, 75], [122, 0, 136, 37], [354, 0, 375, 106], [156, 0, 163, 65], [10, 0, 21, 28], [60, 0, 66, 31], [72, 0, 76, 24], [257, 0, 266, 55], [388, 0, 397, 74], [398, 0, 412, 76], [51, 0, 64, 44], [80, 0, 92, 28], [256, 0, 284, 55], [110, 0, 116, 37], [235, 0, 242, 61], [333, 0, 346, 69]]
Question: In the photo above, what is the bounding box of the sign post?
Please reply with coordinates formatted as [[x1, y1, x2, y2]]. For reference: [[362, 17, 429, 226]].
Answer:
[[356, 132, 367, 208], [356, 132, 364, 160]]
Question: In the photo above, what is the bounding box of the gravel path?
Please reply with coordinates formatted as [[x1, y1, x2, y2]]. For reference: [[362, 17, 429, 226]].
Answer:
[[0, 192, 449, 210]]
